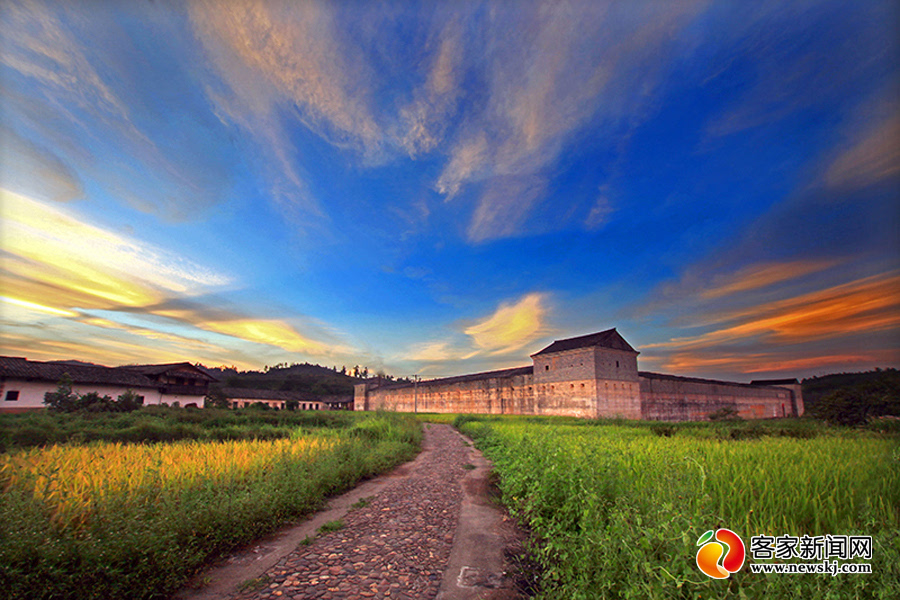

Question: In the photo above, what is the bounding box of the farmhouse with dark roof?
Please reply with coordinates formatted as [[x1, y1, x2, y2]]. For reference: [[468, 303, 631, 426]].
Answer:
[[0, 357, 216, 412]]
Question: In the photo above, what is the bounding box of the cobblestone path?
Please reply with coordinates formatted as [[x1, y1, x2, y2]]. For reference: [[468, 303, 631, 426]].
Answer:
[[230, 424, 470, 600]]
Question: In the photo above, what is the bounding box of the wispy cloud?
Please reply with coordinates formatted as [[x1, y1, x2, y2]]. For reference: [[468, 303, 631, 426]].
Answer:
[[434, 1, 707, 242], [397, 17, 465, 158], [584, 188, 615, 230], [691, 259, 841, 302], [0, 190, 229, 311], [463, 292, 550, 355], [188, 0, 385, 223], [825, 108, 900, 190], [658, 349, 896, 377], [405, 292, 552, 367], [1, 0, 243, 221], [0, 190, 354, 365], [190, 0, 381, 150], [0, 126, 83, 203], [642, 272, 900, 374], [466, 176, 547, 243]]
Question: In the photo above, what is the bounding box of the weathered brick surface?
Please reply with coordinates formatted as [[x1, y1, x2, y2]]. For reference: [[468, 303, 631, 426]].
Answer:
[[355, 330, 803, 421]]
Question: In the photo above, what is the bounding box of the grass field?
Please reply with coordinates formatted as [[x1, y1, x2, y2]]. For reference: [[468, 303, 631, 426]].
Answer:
[[453, 415, 899, 599], [0, 405, 361, 452], [0, 410, 421, 600]]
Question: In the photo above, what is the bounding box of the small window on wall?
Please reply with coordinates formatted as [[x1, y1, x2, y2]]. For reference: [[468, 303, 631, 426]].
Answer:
[[616, 361, 619, 368], [545, 365, 550, 371], [4, 390, 20, 401]]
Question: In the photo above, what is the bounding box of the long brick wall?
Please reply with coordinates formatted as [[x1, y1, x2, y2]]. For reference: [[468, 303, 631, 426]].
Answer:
[[638, 372, 798, 420], [354, 329, 803, 421], [356, 367, 536, 415]]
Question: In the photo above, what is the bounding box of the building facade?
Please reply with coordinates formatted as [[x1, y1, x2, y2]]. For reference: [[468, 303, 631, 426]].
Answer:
[[0, 357, 216, 412], [355, 329, 804, 421], [220, 387, 325, 410]]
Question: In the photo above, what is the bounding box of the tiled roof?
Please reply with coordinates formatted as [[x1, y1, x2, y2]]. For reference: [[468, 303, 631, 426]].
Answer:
[[376, 365, 534, 391], [750, 378, 800, 385], [219, 387, 315, 401], [532, 328, 637, 356], [640, 371, 771, 390], [119, 363, 217, 381], [0, 356, 157, 388]]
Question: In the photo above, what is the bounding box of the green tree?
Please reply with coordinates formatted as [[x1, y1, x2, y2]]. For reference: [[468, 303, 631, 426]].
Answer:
[[43, 374, 78, 412], [117, 389, 144, 412], [204, 387, 230, 409]]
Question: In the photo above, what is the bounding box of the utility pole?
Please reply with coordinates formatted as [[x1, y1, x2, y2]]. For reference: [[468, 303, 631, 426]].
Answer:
[[413, 374, 419, 414]]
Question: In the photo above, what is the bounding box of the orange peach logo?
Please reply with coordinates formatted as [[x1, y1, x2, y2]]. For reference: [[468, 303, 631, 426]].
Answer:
[[696, 528, 746, 579]]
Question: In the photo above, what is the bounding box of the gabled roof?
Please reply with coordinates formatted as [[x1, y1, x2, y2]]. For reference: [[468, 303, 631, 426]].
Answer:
[[0, 356, 157, 388], [750, 378, 800, 386], [119, 363, 217, 381], [532, 328, 637, 356], [376, 365, 534, 391]]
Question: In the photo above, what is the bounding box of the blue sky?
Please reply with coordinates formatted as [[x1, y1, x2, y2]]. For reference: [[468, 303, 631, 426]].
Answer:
[[1, 0, 898, 381]]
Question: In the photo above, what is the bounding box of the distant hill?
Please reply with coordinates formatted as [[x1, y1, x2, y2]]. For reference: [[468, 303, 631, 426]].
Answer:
[[205, 363, 364, 397], [802, 368, 900, 425], [802, 368, 899, 407]]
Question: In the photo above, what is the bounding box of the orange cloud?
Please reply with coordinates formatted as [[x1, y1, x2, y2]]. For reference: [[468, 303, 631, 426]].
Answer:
[[646, 272, 900, 353], [698, 259, 840, 300], [0, 190, 353, 367], [660, 351, 887, 375], [826, 110, 900, 189]]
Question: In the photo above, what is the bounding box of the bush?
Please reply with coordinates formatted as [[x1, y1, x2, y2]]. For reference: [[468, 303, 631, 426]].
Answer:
[[43, 377, 144, 414], [708, 405, 742, 421]]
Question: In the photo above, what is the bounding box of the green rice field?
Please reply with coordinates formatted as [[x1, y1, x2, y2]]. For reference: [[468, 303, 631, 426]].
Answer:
[[0, 411, 421, 600], [454, 415, 899, 599]]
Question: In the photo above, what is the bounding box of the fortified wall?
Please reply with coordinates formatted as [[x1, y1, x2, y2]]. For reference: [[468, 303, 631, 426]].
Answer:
[[355, 329, 804, 421]]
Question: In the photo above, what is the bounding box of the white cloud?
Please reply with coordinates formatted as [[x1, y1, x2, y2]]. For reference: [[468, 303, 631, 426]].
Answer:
[[433, 0, 706, 242], [585, 191, 614, 230]]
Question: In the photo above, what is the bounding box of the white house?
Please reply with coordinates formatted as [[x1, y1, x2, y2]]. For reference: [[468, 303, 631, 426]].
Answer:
[[219, 387, 324, 410], [0, 356, 216, 412]]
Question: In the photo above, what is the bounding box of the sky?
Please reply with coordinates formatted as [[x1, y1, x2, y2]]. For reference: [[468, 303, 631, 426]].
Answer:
[[1, 0, 898, 382]]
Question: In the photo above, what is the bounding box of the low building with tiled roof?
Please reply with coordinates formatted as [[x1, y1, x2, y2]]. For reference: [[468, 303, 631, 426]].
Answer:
[[0, 357, 215, 412], [219, 387, 324, 411]]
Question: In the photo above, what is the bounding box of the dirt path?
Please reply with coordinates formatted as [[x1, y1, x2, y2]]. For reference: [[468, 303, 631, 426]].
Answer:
[[176, 424, 525, 600]]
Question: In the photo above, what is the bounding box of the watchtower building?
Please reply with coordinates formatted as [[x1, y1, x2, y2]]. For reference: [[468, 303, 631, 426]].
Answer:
[[531, 328, 642, 419]]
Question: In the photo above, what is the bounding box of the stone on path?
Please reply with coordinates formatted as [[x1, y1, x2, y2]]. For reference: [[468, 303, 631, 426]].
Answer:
[[187, 423, 525, 600]]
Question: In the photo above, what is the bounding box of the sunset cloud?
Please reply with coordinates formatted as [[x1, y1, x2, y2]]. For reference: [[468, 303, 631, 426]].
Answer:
[[643, 273, 900, 365], [697, 260, 842, 301], [0, 190, 355, 367], [464, 293, 550, 356], [0, 190, 229, 313], [660, 350, 897, 376], [404, 292, 552, 367], [825, 109, 900, 190]]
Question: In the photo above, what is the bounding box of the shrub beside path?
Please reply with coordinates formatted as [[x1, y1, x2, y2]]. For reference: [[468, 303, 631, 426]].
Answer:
[[177, 423, 525, 600]]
